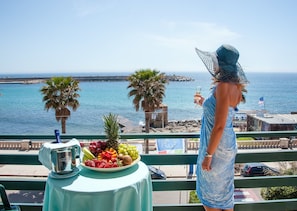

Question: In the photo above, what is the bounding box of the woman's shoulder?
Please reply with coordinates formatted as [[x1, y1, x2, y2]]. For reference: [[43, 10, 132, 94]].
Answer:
[[215, 82, 233, 90], [216, 82, 240, 89], [216, 82, 242, 105], [215, 82, 241, 97]]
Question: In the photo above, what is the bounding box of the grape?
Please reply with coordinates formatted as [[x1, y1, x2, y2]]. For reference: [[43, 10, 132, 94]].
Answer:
[[118, 143, 139, 161], [88, 140, 107, 157]]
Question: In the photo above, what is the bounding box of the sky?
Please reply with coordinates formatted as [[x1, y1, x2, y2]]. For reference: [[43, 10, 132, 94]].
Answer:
[[1, 0, 296, 74]]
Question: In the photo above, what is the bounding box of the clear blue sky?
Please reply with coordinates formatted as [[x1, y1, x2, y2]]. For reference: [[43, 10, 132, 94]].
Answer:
[[1, 0, 296, 74]]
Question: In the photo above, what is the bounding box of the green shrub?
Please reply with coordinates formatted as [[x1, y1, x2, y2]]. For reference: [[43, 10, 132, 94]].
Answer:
[[237, 137, 254, 141], [261, 186, 297, 200], [261, 165, 297, 200], [283, 167, 297, 175], [189, 190, 200, 203]]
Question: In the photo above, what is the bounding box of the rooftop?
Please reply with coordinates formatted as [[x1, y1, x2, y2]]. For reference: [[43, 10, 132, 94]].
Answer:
[[248, 113, 297, 124]]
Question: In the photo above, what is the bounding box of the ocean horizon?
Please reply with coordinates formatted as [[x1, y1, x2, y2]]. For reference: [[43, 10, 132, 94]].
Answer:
[[0, 71, 297, 135]]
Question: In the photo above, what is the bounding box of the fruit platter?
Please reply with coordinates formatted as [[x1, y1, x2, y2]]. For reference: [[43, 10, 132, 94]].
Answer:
[[81, 113, 141, 172], [81, 140, 140, 172]]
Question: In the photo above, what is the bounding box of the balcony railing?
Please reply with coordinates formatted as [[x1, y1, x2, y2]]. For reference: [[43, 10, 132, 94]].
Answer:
[[0, 131, 297, 211]]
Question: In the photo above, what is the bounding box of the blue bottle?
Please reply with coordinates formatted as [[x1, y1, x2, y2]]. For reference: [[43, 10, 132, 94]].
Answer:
[[54, 129, 61, 143]]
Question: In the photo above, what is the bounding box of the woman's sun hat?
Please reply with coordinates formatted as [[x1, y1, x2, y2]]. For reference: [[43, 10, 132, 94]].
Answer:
[[195, 44, 248, 84]]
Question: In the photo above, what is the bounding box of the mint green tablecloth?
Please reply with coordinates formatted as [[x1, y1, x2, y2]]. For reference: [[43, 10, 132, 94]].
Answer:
[[43, 161, 153, 211]]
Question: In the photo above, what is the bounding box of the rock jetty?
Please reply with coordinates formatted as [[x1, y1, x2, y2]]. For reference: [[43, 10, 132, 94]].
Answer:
[[0, 74, 194, 84], [151, 119, 201, 133], [166, 75, 194, 82]]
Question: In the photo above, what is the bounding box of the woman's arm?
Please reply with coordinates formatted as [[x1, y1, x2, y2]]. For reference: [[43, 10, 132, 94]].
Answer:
[[202, 82, 230, 171], [207, 83, 230, 154]]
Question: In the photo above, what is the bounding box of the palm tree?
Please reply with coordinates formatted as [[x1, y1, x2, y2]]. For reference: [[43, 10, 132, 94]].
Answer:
[[127, 69, 168, 153], [40, 76, 80, 134]]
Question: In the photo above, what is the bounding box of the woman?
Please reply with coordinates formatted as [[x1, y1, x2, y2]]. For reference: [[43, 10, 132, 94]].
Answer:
[[194, 44, 248, 211]]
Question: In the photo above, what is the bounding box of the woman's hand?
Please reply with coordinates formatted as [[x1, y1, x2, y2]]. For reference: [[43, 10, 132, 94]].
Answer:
[[202, 156, 212, 171], [194, 94, 204, 106]]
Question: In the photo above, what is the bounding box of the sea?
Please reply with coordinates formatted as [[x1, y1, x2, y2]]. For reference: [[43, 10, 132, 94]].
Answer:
[[0, 72, 297, 135]]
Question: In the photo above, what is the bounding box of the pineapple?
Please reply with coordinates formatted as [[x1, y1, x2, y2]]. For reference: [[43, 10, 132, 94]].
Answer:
[[103, 113, 120, 151]]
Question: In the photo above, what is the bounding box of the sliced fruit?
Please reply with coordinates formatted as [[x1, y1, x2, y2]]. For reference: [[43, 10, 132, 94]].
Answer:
[[98, 148, 117, 161], [82, 147, 95, 160]]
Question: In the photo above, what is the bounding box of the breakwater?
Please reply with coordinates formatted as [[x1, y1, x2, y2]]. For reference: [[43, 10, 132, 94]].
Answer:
[[0, 75, 194, 84]]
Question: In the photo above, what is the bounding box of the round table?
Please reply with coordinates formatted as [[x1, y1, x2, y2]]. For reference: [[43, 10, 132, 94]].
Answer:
[[43, 161, 153, 211]]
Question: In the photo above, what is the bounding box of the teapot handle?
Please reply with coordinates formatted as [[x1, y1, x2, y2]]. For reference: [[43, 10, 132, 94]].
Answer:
[[74, 144, 81, 158]]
